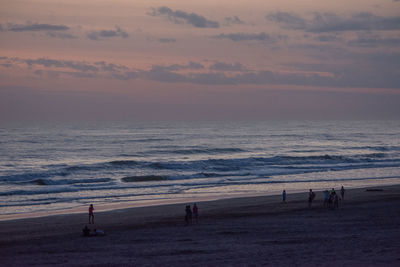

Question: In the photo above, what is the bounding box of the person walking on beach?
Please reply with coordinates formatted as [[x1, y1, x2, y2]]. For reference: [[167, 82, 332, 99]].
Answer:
[[341, 186, 345, 200], [185, 205, 192, 225], [193, 203, 198, 224], [323, 190, 329, 208], [308, 189, 315, 207], [282, 190, 287, 203], [89, 204, 94, 224]]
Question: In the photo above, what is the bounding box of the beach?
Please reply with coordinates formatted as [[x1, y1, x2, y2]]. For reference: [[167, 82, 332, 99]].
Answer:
[[1, 185, 399, 266]]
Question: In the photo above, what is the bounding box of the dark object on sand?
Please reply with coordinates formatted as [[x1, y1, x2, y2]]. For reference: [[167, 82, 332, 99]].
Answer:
[[366, 189, 383, 192], [82, 225, 90, 237], [193, 203, 198, 223], [333, 194, 339, 209], [185, 205, 192, 225], [323, 190, 329, 208], [93, 229, 105, 236], [308, 189, 315, 207]]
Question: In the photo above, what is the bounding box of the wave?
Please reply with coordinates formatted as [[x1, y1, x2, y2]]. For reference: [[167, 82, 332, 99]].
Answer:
[[278, 153, 388, 163], [1, 152, 398, 185], [109, 160, 138, 166], [121, 175, 167, 182], [0, 170, 70, 182], [2, 163, 399, 199], [0, 181, 176, 197], [120, 172, 241, 182], [111, 138, 173, 144], [143, 147, 246, 155], [147, 153, 396, 171], [63, 160, 138, 171], [3, 173, 399, 199], [24, 178, 113, 186], [64, 165, 98, 172], [346, 145, 400, 152]]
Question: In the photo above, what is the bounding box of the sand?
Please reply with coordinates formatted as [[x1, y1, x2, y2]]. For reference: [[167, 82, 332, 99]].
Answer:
[[0, 185, 399, 266]]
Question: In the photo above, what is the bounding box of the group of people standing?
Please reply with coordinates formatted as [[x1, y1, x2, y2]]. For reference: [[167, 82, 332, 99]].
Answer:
[[323, 186, 345, 209], [283, 186, 345, 209]]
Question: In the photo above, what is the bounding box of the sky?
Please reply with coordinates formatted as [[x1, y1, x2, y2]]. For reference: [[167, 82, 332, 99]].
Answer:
[[0, 0, 399, 121]]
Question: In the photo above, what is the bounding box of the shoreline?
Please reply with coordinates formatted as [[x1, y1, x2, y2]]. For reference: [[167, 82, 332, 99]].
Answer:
[[1, 182, 399, 222]]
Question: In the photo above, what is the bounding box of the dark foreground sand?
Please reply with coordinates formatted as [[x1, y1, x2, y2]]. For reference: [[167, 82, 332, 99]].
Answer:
[[1, 185, 399, 266]]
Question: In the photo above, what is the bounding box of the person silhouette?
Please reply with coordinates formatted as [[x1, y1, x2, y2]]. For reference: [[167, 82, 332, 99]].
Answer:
[[82, 225, 90, 237], [308, 189, 315, 207], [282, 190, 287, 203], [89, 204, 94, 224], [323, 190, 329, 208], [185, 205, 192, 225], [193, 203, 198, 223], [333, 194, 339, 209]]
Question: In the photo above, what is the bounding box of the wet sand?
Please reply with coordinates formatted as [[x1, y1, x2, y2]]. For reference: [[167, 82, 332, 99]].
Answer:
[[1, 185, 399, 266]]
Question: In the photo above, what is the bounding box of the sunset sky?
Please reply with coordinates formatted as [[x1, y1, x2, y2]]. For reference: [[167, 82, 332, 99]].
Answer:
[[1, 0, 399, 121]]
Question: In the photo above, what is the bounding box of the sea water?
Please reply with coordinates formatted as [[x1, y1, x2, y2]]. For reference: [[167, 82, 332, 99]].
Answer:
[[0, 120, 399, 217]]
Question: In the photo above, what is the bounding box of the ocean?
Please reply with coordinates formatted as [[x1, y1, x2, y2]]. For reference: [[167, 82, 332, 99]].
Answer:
[[1, 120, 399, 217]]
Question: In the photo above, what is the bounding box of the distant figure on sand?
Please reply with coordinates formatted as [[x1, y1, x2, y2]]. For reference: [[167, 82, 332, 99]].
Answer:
[[329, 189, 337, 209], [341, 186, 345, 200], [89, 204, 94, 224], [193, 203, 198, 223], [308, 189, 316, 207], [82, 225, 90, 237], [333, 194, 339, 209], [185, 205, 192, 225], [323, 190, 329, 207], [282, 190, 286, 203]]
